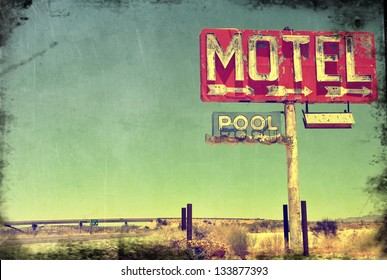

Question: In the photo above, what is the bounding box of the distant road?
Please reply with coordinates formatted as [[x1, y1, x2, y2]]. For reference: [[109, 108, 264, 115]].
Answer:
[[1, 232, 150, 246]]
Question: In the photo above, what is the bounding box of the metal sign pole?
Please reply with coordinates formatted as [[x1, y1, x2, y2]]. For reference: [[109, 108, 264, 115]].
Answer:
[[181, 207, 187, 231], [284, 102, 303, 253], [283, 204, 290, 253], [187, 204, 192, 241]]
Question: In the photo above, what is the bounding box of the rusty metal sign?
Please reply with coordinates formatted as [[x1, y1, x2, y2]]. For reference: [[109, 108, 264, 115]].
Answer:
[[200, 29, 378, 104], [212, 112, 282, 137], [206, 111, 286, 146]]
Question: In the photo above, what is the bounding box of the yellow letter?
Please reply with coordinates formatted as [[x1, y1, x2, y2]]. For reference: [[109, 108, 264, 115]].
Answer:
[[282, 35, 310, 82], [248, 35, 279, 81], [316, 36, 341, 82], [251, 115, 265, 130], [218, 115, 232, 130], [206, 33, 243, 81], [233, 115, 248, 130], [267, 115, 278, 131], [346, 36, 372, 82]]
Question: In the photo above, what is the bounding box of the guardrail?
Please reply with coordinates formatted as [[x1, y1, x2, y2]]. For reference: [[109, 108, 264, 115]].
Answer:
[[3, 218, 154, 228]]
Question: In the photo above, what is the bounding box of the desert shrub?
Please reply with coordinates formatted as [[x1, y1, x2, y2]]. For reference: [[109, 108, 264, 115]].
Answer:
[[186, 239, 227, 260], [311, 219, 338, 237], [193, 224, 212, 240], [151, 226, 186, 251], [308, 228, 381, 259], [253, 233, 284, 258], [376, 211, 387, 257], [156, 218, 168, 226], [258, 234, 285, 255], [260, 220, 270, 230], [246, 222, 260, 233], [224, 225, 249, 259]]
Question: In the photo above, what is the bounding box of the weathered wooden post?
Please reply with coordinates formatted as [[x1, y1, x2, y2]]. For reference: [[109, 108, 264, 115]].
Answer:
[[187, 204, 192, 240], [285, 102, 303, 253], [283, 204, 290, 253], [301, 200, 309, 256], [181, 207, 187, 231]]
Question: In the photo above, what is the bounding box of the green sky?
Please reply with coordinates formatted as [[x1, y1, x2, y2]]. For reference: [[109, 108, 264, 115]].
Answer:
[[0, 0, 385, 221]]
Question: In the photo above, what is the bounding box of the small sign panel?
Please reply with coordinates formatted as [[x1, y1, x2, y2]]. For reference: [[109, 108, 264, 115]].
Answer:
[[303, 113, 355, 129], [212, 112, 282, 137], [200, 29, 378, 104]]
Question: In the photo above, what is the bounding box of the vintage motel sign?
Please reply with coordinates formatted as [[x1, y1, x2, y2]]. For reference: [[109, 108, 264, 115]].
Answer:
[[200, 29, 377, 104]]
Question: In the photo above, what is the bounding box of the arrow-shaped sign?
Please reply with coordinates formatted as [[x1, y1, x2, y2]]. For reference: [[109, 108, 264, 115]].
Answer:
[[208, 84, 255, 96], [266, 85, 312, 97], [325, 86, 372, 97]]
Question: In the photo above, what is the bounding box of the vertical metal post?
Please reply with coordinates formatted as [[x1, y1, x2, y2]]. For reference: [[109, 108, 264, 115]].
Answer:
[[301, 200, 309, 256], [284, 102, 303, 253], [32, 223, 38, 235], [283, 205, 290, 253], [182, 207, 187, 231], [187, 204, 192, 240]]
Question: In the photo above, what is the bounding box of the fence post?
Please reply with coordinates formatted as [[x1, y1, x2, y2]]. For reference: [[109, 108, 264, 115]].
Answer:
[[301, 200, 309, 256], [283, 205, 290, 253], [187, 204, 192, 240], [182, 207, 187, 231]]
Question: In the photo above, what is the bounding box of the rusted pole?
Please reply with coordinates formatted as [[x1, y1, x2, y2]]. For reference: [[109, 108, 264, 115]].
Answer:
[[187, 204, 192, 240], [283, 204, 290, 253], [182, 207, 187, 231], [284, 102, 303, 253], [301, 200, 309, 256]]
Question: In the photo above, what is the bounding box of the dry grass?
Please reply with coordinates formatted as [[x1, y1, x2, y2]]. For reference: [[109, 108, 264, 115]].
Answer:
[[309, 228, 382, 259], [248, 232, 284, 259], [209, 225, 249, 259], [1, 219, 384, 260], [246, 228, 383, 259]]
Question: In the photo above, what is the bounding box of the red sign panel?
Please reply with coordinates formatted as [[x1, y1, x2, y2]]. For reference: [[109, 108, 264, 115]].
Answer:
[[200, 29, 377, 103]]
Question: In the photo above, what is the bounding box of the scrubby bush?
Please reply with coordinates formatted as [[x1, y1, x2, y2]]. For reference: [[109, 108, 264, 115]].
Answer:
[[224, 225, 249, 259], [254, 233, 284, 258], [311, 219, 338, 237], [376, 211, 387, 257], [246, 222, 260, 233], [156, 218, 168, 226], [193, 224, 212, 240]]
